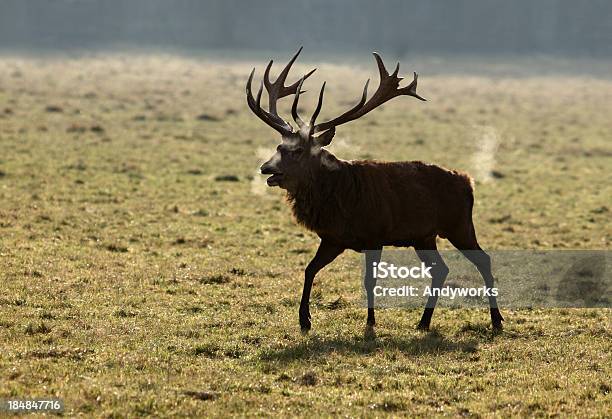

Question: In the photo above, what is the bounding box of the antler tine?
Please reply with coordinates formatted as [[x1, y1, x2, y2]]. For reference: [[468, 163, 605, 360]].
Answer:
[[313, 52, 425, 134], [255, 79, 264, 106], [392, 62, 401, 78], [373, 52, 388, 77], [286, 68, 316, 95], [263, 59, 275, 89], [309, 82, 326, 135], [291, 77, 306, 129], [246, 68, 264, 120], [275, 47, 303, 88]]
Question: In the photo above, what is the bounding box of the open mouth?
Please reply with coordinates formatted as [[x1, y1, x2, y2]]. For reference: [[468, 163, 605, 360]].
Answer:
[[266, 173, 283, 186]]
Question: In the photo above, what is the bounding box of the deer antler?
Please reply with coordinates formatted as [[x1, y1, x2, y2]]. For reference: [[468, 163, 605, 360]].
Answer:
[[245, 47, 316, 135], [312, 52, 425, 134]]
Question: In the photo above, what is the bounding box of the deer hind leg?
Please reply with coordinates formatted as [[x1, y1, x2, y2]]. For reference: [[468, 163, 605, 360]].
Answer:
[[364, 248, 382, 328], [448, 223, 504, 330], [415, 237, 449, 330]]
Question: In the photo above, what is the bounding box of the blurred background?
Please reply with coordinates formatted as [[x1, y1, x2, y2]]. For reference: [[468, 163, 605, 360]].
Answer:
[[1, 0, 611, 58]]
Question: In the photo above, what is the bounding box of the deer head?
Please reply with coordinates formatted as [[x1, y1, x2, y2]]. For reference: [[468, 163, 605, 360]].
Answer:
[[246, 47, 425, 191]]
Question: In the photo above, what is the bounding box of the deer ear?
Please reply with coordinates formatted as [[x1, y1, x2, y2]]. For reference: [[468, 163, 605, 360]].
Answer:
[[314, 127, 335, 147]]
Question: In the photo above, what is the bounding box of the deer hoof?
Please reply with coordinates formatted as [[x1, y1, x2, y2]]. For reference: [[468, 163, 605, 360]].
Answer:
[[491, 309, 504, 331], [299, 311, 311, 332]]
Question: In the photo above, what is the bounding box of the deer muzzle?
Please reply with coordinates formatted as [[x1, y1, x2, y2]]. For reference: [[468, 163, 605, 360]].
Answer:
[[260, 162, 283, 187]]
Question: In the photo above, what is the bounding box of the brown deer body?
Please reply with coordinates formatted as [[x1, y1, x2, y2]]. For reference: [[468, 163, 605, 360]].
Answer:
[[247, 48, 503, 332], [287, 157, 475, 251]]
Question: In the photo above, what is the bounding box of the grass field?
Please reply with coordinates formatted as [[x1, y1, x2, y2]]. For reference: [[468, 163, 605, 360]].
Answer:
[[0, 54, 610, 416]]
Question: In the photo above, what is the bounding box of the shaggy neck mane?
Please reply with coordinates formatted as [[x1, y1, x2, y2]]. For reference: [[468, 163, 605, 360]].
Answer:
[[286, 152, 356, 233]]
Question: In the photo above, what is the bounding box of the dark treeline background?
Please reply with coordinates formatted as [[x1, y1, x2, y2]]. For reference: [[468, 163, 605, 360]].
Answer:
[[0, 0, 611, 56]]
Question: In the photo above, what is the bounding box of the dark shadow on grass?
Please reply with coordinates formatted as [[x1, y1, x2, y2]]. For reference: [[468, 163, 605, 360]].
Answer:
[[258, 329, 478, 364]]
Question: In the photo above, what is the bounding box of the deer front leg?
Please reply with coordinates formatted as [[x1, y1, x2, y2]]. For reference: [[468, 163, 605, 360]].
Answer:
[[299, 241, 344, 332]]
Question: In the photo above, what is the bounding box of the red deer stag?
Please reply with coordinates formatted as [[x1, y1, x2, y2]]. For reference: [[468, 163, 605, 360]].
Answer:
[[246, 48, 503, 332]]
